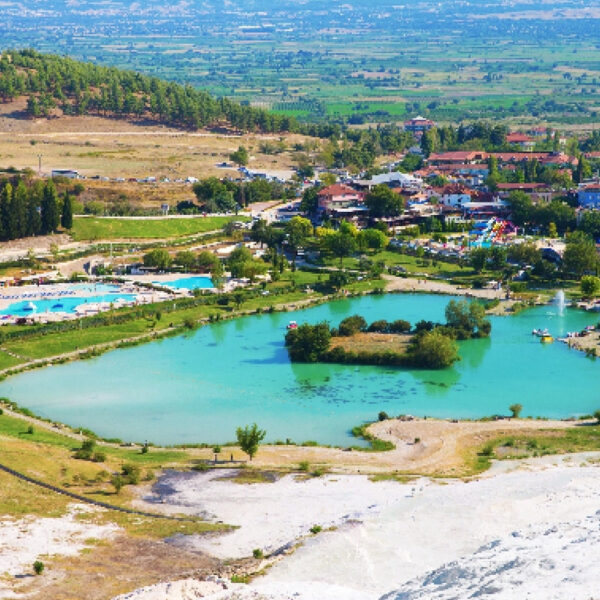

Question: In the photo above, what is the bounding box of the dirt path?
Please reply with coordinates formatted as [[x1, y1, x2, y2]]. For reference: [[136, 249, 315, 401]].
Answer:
[[250, 418, 582, 476]]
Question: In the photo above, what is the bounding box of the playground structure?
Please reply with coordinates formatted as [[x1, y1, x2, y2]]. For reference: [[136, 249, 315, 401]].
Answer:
[[470, 218, 516, 248]]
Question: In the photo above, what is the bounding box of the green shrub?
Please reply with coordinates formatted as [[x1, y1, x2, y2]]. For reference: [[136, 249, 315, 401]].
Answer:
[[309, 525, 322, 534], [298, 461, 310, 472], [509, 403, 523, 418], [252, 548, 264, 559], [480, 443, 494, 457], [92, 452, 106, 463], [122, 463, 141, 484], [33, 561, 44, 575]]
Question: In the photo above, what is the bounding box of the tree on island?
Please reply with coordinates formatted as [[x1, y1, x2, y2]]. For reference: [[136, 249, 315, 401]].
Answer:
[[338, 314, 367, 336], [444, 299, 491, 339], [406, 329, 459, 369], [236, 423, 266, 461], [285, 322, 332, 362], [509, 403, 523, 418]]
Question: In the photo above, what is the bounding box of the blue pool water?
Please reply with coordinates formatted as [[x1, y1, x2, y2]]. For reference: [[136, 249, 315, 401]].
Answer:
[[1, 293, 599, 446], [1, 294, 137, 316], [154, 276, 214, 290]]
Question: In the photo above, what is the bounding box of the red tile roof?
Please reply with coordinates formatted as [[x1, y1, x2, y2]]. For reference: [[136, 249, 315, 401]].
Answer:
[[317, 184, 359, 197], [506, 132, 534, 143]]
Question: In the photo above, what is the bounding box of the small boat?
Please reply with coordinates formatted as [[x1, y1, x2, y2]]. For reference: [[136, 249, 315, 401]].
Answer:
[[540, 335, 554, 344], [286, 320, 298, 330], [532, 328, 549, 337], [51, 302, 64, 309], [22, 301, 36, 312]]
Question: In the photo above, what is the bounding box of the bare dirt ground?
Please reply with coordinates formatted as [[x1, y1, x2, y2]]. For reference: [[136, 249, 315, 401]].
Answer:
[[383, 274, 505, 300], [24, 535, 223, 600], [0, 98, 312, 182], [249, 418, 579, 477]]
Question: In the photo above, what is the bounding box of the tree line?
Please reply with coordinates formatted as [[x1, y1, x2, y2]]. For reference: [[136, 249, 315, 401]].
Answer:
[[0, 178, 72, 241]]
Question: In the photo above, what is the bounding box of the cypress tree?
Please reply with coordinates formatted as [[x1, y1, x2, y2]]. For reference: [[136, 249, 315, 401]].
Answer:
[[61, 192, 73, 229], [0, 182, 13, 241], [26, 180, 43, 237], [12, 180, 28, 239], [41, 180, 59, 234]]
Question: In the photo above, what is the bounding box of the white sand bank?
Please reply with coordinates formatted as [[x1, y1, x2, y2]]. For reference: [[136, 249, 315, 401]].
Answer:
[[139, 470, 414, 559], [135, 455, 600, 600]]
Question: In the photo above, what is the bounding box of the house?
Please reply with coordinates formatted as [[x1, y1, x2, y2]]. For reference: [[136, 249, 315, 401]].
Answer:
[[51, 169, 81, 179], [317, 184, 364, 214], [528, 126, 554, 138], [490, 152, 577, 168], [404, 116, 435, 135], [506, 132, 536, 151], [427, 151, 487, 165], [496, 183, 554, 203], [428, 184, 474, 208], [578, 183, 600, 208], [356, 171, 423, 191]]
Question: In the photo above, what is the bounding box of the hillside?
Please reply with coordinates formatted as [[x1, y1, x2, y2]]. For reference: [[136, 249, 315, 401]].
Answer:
[[0, 49, 336, 138]]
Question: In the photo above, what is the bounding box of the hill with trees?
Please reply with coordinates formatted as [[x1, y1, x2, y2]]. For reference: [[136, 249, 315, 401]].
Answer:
[[0, 49, 338, 136]]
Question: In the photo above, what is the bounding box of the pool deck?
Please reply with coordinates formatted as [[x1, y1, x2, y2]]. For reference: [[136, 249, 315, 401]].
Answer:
[[0, 281, 174, 323]]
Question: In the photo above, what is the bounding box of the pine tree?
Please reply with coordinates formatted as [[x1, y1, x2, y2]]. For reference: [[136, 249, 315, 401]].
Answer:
[[61, 192, 73, 229], [41, 180, 59, 235]]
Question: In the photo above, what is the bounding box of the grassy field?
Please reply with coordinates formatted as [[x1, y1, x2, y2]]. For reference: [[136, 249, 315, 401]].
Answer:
[[71, 216, 247, 240], [330, 332, 411, 354], [0, 100, 311, 183], [0, 410, 223, 535]]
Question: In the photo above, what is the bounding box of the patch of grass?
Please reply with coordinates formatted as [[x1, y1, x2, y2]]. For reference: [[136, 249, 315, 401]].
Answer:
[[369, 472, 418, 483], [465, 425, 600, 475], [71, 216, 247, 241], [351, 423, 395, 452], [90, 510, 228, 539], [229, 469, 280, 484]]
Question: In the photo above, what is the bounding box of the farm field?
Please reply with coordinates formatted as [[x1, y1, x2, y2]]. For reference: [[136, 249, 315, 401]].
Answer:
[[3, 1, 600, 127]]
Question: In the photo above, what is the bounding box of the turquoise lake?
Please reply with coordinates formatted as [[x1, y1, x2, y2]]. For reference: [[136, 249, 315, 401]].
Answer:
[[0, 293, 598, 446]]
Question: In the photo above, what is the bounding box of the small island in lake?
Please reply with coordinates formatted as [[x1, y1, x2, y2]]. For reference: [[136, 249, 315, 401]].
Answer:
[[285, 299, 491, 369]]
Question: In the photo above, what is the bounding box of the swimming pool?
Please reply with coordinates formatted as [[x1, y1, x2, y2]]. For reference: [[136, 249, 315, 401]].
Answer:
[[153, 276, 214, 290], [0, 294, 137, 316]]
